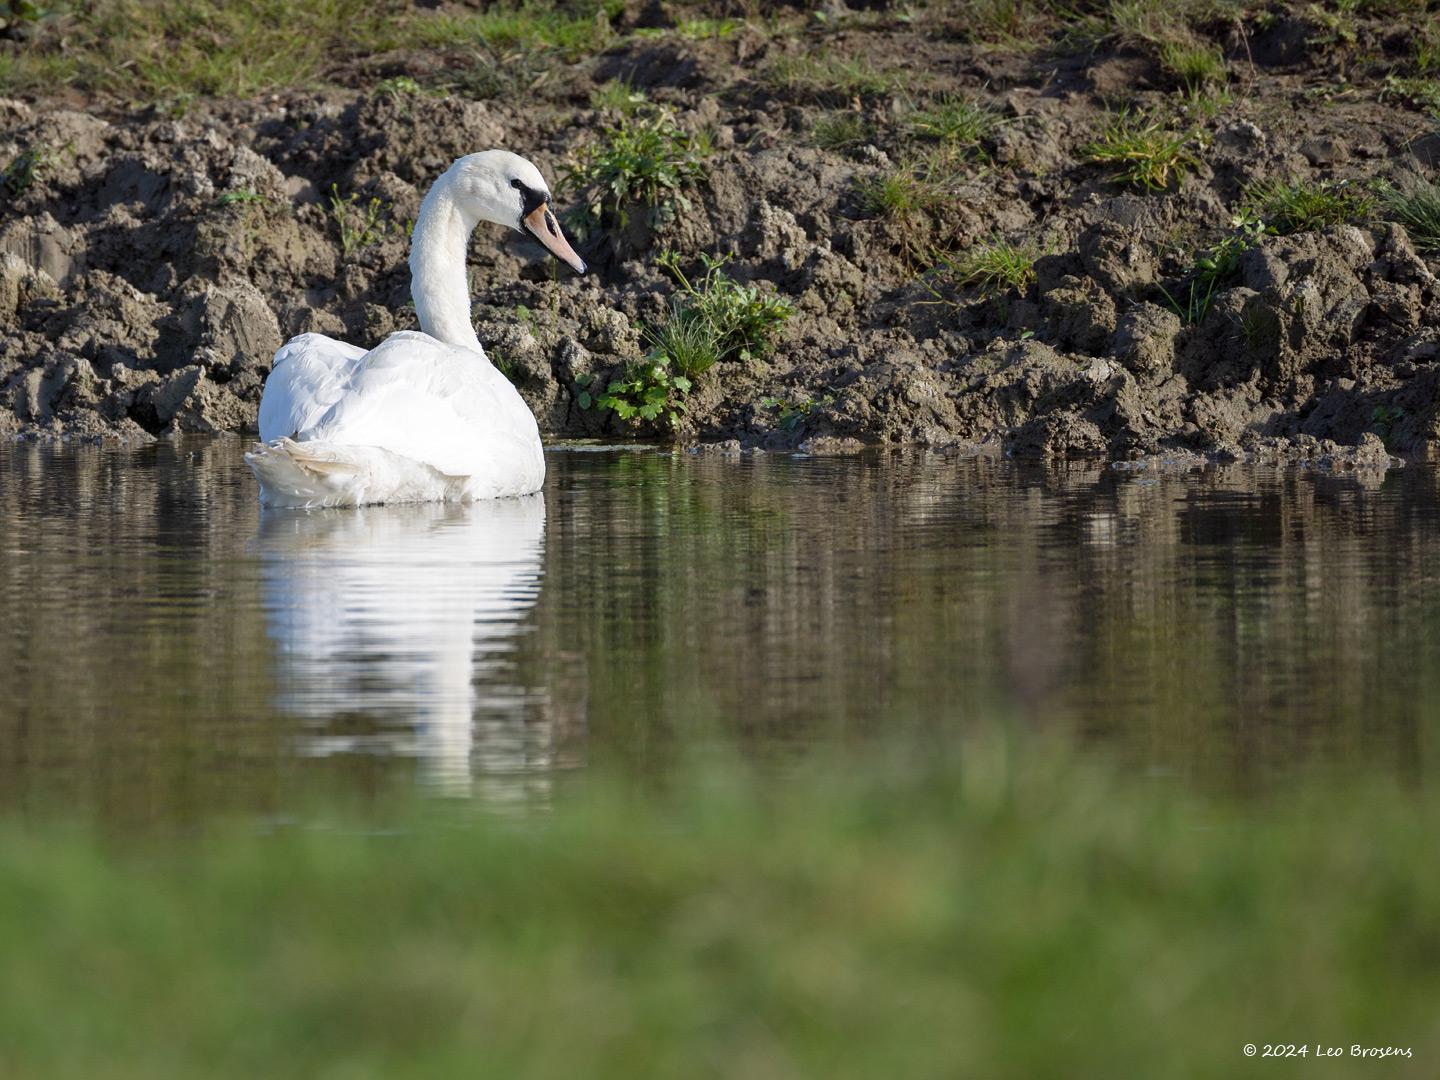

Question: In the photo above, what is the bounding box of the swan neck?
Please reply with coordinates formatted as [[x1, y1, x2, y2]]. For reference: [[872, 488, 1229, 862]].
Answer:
[[409, 177, 486, 355]]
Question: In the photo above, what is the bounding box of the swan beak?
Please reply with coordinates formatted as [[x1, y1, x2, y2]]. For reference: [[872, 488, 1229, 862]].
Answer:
[[524, 204, 586, 274]]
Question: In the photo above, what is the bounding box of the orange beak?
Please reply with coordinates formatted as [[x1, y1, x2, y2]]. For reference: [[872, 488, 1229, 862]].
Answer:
[[523, 203, 586, 274]]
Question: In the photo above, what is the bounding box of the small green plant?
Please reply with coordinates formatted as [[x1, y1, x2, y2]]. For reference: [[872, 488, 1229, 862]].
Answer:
[[761, 393, 835, 432], [375, 75, 422, 99], [929, 239, 1038, 299], [1157, 211, 1267, 324], [1081, 113, 1197, 191], [1370, 403, 1406, 446], [907, 94, 999, 149], [656, 250, 794, 367], [589, 77, 648, 115], [327, 185, 392, 258], [1244, 179, 1373, 235], [810, 111, 870, 150], [574, 364, 692, 426], [1380, 176, 1440, 252], [1159, 40, 1226, 97], [560, 110, 707, 235], [1, 145, 47, 196]]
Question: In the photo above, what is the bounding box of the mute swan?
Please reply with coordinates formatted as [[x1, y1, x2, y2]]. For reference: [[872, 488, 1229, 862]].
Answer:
[[245, 151, 585, 508]]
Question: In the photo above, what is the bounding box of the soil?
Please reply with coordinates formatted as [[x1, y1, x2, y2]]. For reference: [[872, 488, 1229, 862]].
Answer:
[[3, 1, 1439, 465]]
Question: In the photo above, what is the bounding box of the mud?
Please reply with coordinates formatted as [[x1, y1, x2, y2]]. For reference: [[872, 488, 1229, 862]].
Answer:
[[2, 2, 1439, 464]]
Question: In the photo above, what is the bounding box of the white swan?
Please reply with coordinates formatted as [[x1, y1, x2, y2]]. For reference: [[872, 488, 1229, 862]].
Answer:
[[245, 151, 585, 508]]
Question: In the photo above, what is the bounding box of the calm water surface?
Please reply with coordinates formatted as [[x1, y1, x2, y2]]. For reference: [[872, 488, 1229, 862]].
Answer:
[[3, 440, 1439, 822]]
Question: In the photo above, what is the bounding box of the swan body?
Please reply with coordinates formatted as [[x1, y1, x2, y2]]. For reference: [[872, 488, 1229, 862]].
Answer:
[[246, 150, 585, 508]]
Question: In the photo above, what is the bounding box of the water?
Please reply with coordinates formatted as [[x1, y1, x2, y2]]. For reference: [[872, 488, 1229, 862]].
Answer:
[[3, 440, 1438, 822]]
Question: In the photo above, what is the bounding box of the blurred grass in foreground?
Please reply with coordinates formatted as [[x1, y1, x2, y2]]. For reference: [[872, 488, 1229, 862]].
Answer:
[[0, 738, 1437, 1079]]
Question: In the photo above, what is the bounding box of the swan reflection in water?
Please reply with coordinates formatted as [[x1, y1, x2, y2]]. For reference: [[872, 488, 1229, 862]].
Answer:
[[254, 495, 577, 801]]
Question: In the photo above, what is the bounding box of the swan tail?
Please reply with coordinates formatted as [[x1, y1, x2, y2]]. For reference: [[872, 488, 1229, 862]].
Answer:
[[245, 437, 465, 508]]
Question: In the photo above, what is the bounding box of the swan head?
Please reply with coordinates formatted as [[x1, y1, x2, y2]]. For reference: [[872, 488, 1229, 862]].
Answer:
[[445, 150, 586, 274]]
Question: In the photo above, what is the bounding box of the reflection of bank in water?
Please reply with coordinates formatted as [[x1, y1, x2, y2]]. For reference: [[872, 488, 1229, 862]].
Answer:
[[254, 495, 585, 803]]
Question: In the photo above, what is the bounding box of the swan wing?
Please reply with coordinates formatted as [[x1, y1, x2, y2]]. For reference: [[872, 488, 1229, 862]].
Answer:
[[258, 333, 368, 443], [304, 332, 542, 488]]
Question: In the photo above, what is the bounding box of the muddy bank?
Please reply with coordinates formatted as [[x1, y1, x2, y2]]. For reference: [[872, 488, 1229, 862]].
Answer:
[[2, 2, 1439, 462]]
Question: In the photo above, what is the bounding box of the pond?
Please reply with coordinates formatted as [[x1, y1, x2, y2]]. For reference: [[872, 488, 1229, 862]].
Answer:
[[2, 440, 1437, 823]]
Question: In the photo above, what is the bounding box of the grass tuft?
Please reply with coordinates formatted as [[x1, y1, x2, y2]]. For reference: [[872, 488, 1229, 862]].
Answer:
[[1081, 113, 1198, 191], [930, 238, 1039, 299], [1159, 40, 1226, 96], [1380, 176, 1440, 252], [1380, 74, 1440, 117], [810, 111, 871, 151], [654, 250, 794, 369], [1244, 179, 1373, 235], [906, 93, 1000, 149], [857, 160, 952, 220]]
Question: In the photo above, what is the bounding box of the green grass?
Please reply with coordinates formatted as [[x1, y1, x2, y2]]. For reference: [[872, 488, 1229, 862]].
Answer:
[[932, 238, 1039, 298], [1081, 113, 1198, 191], [0, 0, 623, 98], [654, 250, 794, 369], [1416, 28, 1440, 73], [2, 736, 1440, 1078], [589, 77, 649, 116], [906, 93, 1000, 149], [764, 52, 904, 101], [674, 16, 743, 40], [1244, 179, 1374, 235], [1159, 40, 1226, 96], [1381, 176, 1440, 251], [578, 251, 792, 431], [857, 164, 950, 219], [560, 110, 709, 236], [1381, 75, 1440, 117], [810, 111, 871, 151]]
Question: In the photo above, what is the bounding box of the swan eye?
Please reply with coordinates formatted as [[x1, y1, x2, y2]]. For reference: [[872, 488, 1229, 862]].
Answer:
[[510, 178, 522, 189]]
